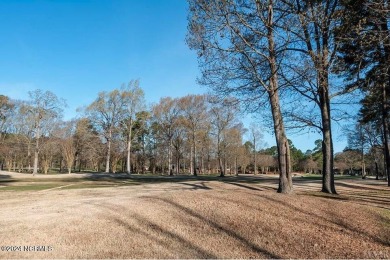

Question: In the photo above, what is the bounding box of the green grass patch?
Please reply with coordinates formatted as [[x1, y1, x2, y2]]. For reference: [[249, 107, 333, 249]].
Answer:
[[379, 208, 390, 226], [301, 174, 361, 180], [0, 179, 142, 192], [1, 183, 65, 191], [62, 182, 141, 190]]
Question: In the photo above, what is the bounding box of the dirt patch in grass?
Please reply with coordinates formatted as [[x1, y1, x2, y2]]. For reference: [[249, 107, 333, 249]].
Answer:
[[0, 179, 389, 259]]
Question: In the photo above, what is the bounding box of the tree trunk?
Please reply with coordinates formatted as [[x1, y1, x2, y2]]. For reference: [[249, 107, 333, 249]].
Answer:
[[193, 133, 197, 176], [33, 127, 40, 175], [126, 125, 132, 174], [254, 136, 257, 175], [375, 160, 379, 180], [169, 139, 173, 176], [317, 55, 337, 193], [201, 154, 204, 175], [27, 141, 32, 172], [320, 96, 336, 193], [266, 0, 292, 194], [190, 146, 193, 175], [381, 82, 390, 186], [224, 156, 227, 176], [235, 157, 238, 176], [362, 162, 366, 179], [219, 156, 224, 177], [254, 150, 257, 175], [105, 129, 112, 173], [176, 156, 180, 175], [217, 135, 224, 177], [78, 157, 82, 172]]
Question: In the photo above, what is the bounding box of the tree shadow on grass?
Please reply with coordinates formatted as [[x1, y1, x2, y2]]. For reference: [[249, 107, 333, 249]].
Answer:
[[336, 181, 387, 191], [299, 183, 390, 210], [259, 194, 390, 247], [78, 173, 280, 191], [224, 181, 267, 191], [95, 202, 216, 259], [145, 196, 281, 259], [179, 182, 211, 190], [0, 174, 17, 186]]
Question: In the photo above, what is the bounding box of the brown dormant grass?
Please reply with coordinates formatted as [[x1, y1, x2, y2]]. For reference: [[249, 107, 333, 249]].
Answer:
[[0, 172, 389, 259]]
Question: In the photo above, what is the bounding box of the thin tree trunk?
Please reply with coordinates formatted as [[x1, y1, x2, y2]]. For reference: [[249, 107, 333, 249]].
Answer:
[[375, 159, 379, 180], [254, 151, 257, 175], [176, 156, 180, 175], [193, 133, 197, 176], [218, 136, 224, 177], [78, 156, 82, 172], [381, 82, 390, 186], [235, 157, 238, 176], [33, 127, 40, 175], [201, 155, 204, 174], [190, 146, 193, 175], [126, 125, 132, 174], [224, 156, 227, 176], [219, 156, 224, 177], [169, 139, 173, 176], [266, 0, 292, 194], [362, 161, 366, 179], [27, 141, 32, 172], [254, 136, 257, 175], [105, 129, 112, 173]]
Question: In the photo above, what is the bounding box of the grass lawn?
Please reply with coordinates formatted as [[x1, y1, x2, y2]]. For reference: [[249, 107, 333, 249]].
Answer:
[[0, 171, 389, 259]]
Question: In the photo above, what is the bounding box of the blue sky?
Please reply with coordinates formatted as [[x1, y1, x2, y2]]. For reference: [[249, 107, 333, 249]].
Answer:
[[0, 0, 202, 105], [0, 0, 346, 153]]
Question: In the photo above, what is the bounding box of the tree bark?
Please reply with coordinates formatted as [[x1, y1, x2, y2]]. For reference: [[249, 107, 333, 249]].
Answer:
[[319, 74, 336, 194], [267, 0, 292, 194], [254, 148, 257, 175], [105, 129, 112, 173], [190, 146, 193, 175], [126, 123, 132, 174], [381, 82, 390, 186], [27, 141, 32, 172], [375, 160, 379, 180], [193, 133, 197, 176], [235, 156, 238, 176], [176, 156, 180, 174], [217, 133, 224, 177], [219, 156, 224, 177], [168, 139, 173, 176], [270, 105, 292, 194], [33, 126, 40, 175]]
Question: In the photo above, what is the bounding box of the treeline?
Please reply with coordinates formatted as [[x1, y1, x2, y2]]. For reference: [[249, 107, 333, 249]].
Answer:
[[0, 86, 264, 176], [0, 86, 386, 181]]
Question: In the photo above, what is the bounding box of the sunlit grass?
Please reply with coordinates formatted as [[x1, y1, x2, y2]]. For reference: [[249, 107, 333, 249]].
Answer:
[[301, 174, 361, 180], [1, 183, 64, 191]]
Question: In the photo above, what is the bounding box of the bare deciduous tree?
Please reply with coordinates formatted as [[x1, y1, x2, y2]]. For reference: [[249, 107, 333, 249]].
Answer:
[[25, 90, 64, 175], [54, 120, 77, 174], [152, 97, 181, 175], [283, 0, 341, 193], [86, 90, 125, 173], [178, 94, 208, 176], [187, 0, 293, 193], [121, 80, 146, 174], [209, 98, 239, 177], [249, 122, 264, 175]]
